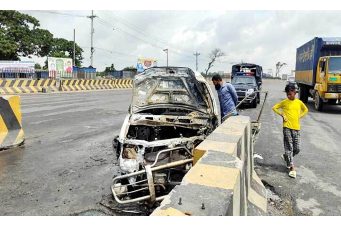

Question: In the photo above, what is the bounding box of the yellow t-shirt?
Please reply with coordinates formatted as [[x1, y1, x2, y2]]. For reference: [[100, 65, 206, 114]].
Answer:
[[272, 98, 308, 130]]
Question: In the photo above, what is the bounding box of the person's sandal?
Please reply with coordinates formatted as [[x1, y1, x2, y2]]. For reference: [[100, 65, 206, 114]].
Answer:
[[288, 170, 296, 178]]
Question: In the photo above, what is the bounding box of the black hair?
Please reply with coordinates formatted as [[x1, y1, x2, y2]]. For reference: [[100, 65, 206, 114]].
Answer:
[[211, 74, 222, 81], [285, 84, 296, 93]]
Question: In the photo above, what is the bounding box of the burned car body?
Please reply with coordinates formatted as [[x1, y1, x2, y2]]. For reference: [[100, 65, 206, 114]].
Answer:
[[111, 67, 219, 204]]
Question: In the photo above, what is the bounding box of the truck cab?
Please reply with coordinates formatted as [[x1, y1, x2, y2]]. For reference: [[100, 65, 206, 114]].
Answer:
[[315, 56, 341, 107]]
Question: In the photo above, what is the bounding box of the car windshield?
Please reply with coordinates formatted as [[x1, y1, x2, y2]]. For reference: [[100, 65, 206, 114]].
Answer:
[[232, 76, 256, 85], [328, 57, 341, 74]]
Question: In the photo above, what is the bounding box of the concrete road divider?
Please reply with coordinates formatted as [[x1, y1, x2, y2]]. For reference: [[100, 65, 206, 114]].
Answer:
[[0, 95, 25, 150], [61, 79, 114, 91], [0, 79, 58, 94], [151, 116, 267, 216], [0, 79, 133, 94], [115, 79, 133, 88], [61, 79, 133, 91]]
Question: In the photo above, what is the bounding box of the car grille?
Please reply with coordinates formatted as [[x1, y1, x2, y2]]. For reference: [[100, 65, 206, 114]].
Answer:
[[236, 90, 246, 97], [327, 84, 341, 93]]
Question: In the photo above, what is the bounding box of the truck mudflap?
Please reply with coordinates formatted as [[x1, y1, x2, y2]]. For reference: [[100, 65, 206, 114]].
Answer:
[[112, 147, 193, 205]]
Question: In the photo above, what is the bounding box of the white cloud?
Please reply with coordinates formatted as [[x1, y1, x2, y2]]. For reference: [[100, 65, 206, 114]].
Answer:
[[16, 10, 341, 75]]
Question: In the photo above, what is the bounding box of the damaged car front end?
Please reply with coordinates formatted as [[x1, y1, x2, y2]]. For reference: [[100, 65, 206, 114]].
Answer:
[[111, 67, 219, 205]]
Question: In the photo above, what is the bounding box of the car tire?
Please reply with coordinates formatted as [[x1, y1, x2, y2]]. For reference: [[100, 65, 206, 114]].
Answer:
[[314, 92, 323, 111], [113, 135, 121, 159], [251, 98, 257, 108]]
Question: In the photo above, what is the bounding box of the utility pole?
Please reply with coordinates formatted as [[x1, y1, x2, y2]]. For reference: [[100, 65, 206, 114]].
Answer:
[[87, 10, 97, 67], [193, 51, 200, 71], [73, 28, 76, 66], [163, 49, 168, 67]]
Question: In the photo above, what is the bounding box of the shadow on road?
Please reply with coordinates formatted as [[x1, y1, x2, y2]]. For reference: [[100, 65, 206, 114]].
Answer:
[[306, 100, 341, 115], [256, 161, 289, 174]]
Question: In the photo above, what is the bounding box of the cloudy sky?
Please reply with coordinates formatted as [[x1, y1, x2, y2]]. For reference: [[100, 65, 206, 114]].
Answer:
[[22, 10, 341, 74]]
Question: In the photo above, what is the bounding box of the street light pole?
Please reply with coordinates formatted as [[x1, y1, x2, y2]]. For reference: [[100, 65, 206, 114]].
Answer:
[[194, 51, 200, 71], [73, 28, 76, 66], [163, 49, 168, 67]]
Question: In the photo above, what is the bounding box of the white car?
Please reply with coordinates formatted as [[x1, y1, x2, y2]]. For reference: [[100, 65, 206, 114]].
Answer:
[[111, 67, 219, 204]]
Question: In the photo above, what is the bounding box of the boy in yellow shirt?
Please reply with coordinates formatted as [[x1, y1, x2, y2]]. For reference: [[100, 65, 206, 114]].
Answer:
[[272, 84, 308, 178]]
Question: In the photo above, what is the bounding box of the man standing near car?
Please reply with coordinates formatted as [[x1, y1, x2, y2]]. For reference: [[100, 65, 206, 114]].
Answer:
[[212, 75, 238, 122]]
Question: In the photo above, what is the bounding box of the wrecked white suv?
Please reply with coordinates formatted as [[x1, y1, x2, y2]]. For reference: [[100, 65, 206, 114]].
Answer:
[[111, 67, 219, 205]]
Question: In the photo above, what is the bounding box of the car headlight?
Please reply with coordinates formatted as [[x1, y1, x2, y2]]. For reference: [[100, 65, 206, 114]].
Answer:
[[246, 89, 254, 95], [122, 145, 137, 159]]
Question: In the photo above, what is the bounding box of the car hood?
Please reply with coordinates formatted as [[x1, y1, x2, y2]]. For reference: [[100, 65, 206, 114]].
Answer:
[[131, 67, 211, 113]]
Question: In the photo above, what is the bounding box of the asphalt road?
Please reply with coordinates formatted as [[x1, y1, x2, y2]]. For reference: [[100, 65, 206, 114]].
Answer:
[[0, 79, 340, 216], [250, 79, 341, 216], [0, 90, 133, 215]]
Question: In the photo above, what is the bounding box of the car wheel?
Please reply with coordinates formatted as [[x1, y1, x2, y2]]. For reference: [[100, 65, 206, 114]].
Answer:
[[251, 98, 257, 108], [113, 135, 121, 159]]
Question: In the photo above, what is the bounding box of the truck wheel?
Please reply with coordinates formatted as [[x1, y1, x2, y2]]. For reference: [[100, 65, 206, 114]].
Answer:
[[314, 92, 323, 111], [328, 99, 337, 105], [299, 85, 308, 103]]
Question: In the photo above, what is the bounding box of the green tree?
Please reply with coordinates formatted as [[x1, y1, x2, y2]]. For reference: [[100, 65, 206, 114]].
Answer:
[[123, 66, 137, 72], [104, 64, 116, 72], [49, 38, 83, 66], [0, 10, 53, 60], [34, 63, 42, 69]]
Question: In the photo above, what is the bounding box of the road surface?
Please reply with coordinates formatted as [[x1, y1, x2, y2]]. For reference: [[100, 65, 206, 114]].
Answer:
[[0, 90, 133, 215], [250, 79, 341, 216], [0, 79, 340, 215]]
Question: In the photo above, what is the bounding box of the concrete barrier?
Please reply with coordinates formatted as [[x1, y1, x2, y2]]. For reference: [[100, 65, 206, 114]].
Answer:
[[0, 79, 133, 94], [0, 95, 25, 150], [115, 79, 133, 88], [60, 79, 133, 91], [0, 79, 58, 94], [151, 116, 267, 216]]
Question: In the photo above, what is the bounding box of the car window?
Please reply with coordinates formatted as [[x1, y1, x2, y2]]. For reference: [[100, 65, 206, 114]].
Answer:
[[232, 76, 256, 85]]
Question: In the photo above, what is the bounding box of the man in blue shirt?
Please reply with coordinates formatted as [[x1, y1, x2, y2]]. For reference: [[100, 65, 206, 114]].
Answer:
[[211, 75, 238, 122]]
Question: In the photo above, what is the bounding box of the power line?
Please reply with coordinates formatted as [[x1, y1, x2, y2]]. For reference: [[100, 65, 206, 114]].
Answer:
[[99, 12, 195, 58], [31, 10, 87, 18], [108, 12, 193, 56], [96, 17, 162, 49]]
